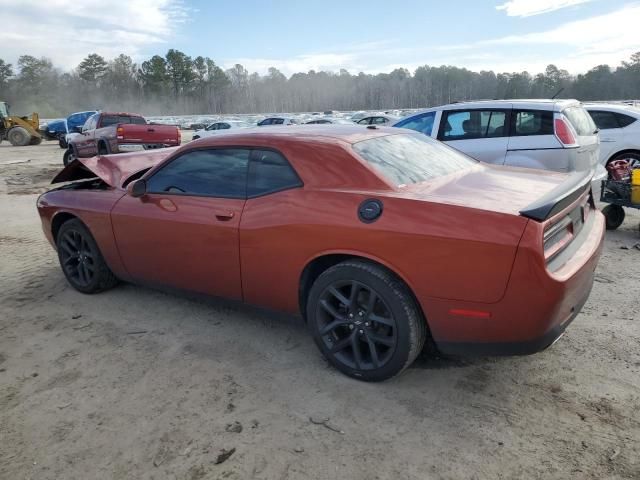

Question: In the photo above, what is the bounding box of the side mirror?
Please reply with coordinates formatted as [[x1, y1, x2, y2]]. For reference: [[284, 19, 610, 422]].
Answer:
[[127, 179, 147, 198], [74, 126, 84, 133]]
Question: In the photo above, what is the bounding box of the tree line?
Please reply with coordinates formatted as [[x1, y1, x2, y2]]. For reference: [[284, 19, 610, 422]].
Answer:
[[0, 50, 639, 118]]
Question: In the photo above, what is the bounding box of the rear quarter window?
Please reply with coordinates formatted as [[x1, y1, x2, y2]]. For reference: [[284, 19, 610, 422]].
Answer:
[[615, 112, 637, 128], [563, 106, 596, 136], [512, 110, 554, 136], [353, 133, 477, 186]]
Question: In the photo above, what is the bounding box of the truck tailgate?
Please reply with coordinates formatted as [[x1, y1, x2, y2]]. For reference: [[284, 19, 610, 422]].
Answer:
[[118, 124, 179, 146]]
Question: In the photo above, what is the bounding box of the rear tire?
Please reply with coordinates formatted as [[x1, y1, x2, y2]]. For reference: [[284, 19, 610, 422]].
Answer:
[[7, 127, 31, 146], [306, 260, 427, 381], [58, 136, 67, 149], [56, 219, 118, 293], [602, 204, 625, 230], [98, 141, 108, 155]]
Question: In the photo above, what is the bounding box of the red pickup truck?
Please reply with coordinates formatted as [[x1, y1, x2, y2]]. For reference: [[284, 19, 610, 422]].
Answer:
[[63, 112, 180, 165]]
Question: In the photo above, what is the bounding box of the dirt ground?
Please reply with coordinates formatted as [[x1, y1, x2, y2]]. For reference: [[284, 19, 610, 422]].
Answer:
[[0, 139, 639, 480]]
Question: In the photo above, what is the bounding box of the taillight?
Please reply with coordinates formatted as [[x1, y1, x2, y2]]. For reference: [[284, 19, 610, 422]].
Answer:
[[543, 215, 574, 262], [554, 117, 577, 147], [116, 126, 124, 140]]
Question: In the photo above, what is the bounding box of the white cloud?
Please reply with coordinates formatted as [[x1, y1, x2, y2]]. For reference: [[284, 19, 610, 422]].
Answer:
[[496, 0, 592, 17], [0, 0, 189, 70]]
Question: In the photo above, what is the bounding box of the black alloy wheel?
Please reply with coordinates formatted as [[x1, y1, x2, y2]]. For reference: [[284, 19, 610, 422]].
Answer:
[[307, 260, 426, 381], [56, 219, 118, 293], [317, 280, 397, 371]]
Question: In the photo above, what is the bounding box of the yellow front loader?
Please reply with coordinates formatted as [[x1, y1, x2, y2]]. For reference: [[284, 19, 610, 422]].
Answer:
[[0, 101, 42, 146]]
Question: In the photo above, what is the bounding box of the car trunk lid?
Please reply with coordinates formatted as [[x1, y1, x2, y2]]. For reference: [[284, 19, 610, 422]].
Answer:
[[117, 123, 180, 145], [51, 147, 178, 188]]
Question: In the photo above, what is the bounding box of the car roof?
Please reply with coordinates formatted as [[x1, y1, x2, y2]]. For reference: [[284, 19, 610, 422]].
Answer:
[[190, 124, 396, 146], [582, 102, 640, 116], [406, 99, 581, 114]]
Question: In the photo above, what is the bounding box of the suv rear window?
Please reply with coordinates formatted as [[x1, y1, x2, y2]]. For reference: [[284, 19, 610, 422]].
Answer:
[[353, 133, 477, 186], [563, 106, 596, 136]]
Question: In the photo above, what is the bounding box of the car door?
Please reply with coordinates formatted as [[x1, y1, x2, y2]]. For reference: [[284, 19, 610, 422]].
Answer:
[[110, 148, 250, 300], [588, 110, 624, 164], [437, 108, 510, 165], [505, 109, 561, 170], [74, 114, 99, 157]]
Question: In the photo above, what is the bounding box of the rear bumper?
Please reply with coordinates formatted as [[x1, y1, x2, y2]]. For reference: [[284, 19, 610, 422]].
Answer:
[[118, 143, 176, 152], [425, 210, 605, 356]]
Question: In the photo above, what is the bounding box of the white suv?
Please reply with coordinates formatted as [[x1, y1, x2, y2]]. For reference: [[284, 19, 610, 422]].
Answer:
[[392, 99, 606, 195], [584, 103, 640, 167]]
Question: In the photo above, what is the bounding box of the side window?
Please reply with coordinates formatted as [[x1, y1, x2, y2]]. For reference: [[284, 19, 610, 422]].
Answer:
[[395, 112, 436, 135], [373, 117, 388, 124], [219, 123, 230, 129], [512, 110, 554, 136], [248, 149, 302, 197], [588, 111, 620, 130], [273, 118, 285, 125], [614, 112, 637, 128], [357, 118, 371, 125], [83, 114, 97, 131], [259, 119, 272, 126], [440, 110, 507, 140], [146, 149, 250, 198], [129, 116, 146, 125], [100, 115, 119, 127]]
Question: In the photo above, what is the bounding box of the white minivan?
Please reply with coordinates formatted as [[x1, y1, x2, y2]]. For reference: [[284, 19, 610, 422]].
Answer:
[[392, 99, 607, 195]]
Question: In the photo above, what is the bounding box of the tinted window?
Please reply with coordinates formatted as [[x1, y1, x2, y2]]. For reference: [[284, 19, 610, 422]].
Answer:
[[357, 118, 371, 125], [563, 106, 596, 136], [588, 110, 619, 130], [206, 124, 218, 130], [83, 114, 98, 131], [353, 133, 477, 186], [258, 119, 272, 126], [273, 118, 285, 125], [373, 117, 388, 124], [248, 150, 301, 197], [512, 110, 554, 136], [100, 115, 145, 127], [440, 110, 507, 140], [219, 123, 230, 129], [395, 112, 436, 135], [615, 112, 637, 128], [147, 149, 249, 198]]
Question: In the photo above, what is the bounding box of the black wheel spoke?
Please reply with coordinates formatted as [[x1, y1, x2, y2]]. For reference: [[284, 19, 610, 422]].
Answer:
[[328, 286, 350, 307], [77, 262, 86, 284], [349, 281, 360, 308], [82, 263, 91, 282], [365, 290, 377, 313], [60, 241, 75, 256], [351, 334, 363, 369], [319, 299, 346, 320], [320, 319, 347, 336], [330, 334, 353, 354], [368, 331, 394, 347], [369, 313, 394, 327], [63, 255, 77, 266], [366, 335, 381, 368]]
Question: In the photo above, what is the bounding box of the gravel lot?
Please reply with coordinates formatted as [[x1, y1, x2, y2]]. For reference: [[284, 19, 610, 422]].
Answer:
[[1, 140, 639, 480]]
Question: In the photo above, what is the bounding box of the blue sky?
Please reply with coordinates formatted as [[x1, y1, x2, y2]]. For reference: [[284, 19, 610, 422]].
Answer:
[[1, 0, 639, 75]]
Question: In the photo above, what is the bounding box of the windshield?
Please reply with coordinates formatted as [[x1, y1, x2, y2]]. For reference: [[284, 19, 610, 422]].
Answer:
[[0, 102, 8, 118], [353, 133, 477, 186]]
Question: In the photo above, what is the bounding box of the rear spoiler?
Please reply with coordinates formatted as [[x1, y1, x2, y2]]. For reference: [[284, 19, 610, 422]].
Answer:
[[519, 170, 592, 221]]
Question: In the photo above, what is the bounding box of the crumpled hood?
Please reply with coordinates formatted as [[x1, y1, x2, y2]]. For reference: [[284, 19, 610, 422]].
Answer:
[[52, 147, 179, 188], [400, 164, 572, 217]]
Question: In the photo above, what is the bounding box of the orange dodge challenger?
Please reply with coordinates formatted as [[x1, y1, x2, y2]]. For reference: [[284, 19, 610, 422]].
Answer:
[[37, 125, 604, 381]]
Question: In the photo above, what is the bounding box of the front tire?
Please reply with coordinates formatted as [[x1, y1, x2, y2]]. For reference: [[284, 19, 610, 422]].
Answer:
[[7, 127, 31, 146], [56, 219, 118, 293], [307, 260, 426, 381]]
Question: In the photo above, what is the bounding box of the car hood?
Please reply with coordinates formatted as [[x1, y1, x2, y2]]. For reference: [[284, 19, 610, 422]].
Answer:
[[52, 147, 179, 188], [400, 164, 573, 217]]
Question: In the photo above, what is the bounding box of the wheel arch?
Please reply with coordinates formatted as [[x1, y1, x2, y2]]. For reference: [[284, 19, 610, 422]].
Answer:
[[51, 211, 80, 242], [607, 148, 640, 165], [97, 138, 110, 154], [298, 251, 425, 324]]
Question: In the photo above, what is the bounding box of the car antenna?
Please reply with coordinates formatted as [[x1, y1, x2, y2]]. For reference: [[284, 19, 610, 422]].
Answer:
[[551, 88, 564, 99]]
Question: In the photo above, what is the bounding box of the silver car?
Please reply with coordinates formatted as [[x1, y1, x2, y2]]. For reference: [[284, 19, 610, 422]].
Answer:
[[392, 99, 606, 196]]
